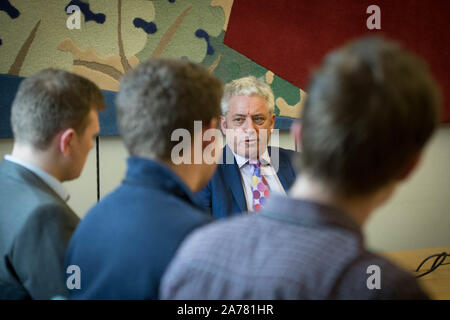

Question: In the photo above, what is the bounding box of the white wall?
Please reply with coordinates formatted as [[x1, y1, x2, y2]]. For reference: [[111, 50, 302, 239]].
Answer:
[[1, 125, 449, 252], [364, 124, 450, 251], [98, 136, 128, 198]]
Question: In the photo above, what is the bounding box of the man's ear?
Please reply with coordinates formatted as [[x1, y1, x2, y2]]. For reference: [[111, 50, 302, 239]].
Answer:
[[397, 154, 422, 181], [270, 113, 276, 131], [59, 128, 76, 157], [202, 118, 218, 148], [220, 115, 227, 134], [290, 120, 302, 152]]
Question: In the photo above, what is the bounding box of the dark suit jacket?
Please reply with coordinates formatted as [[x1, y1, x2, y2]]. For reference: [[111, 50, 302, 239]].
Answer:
[[0, 159, 80, 300], [195, 146, 297, 218], [65, 157, 213, 299]]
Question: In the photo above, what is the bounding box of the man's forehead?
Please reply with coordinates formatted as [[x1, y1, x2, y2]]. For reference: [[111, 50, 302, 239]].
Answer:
[[228, 95, 269, 115], [231, 112, 266, 117]]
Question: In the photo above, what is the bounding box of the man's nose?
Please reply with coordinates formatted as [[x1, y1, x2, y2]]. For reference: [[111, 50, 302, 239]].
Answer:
[[242, 116, 256, 132]]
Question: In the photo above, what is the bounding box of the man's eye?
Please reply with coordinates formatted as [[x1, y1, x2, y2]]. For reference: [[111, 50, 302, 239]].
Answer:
[[253, 117, 265, 124], [233, 118, 245, 124]]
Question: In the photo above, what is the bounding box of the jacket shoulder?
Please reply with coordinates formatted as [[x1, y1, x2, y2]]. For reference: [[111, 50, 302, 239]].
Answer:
[[272, 146, 296, 156]]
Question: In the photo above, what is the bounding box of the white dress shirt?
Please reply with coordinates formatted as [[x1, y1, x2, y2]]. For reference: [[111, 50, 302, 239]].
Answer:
[[4, 154, 70, 202], [232, 149, 286, 211]]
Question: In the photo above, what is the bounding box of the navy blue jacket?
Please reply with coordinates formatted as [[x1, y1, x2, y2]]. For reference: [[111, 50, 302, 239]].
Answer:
[[65, 157, 212, 299], [195, 146, 297, 219]]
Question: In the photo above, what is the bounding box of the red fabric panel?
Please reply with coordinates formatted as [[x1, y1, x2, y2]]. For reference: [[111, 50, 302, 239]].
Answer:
[[225, 0, 450, 122]]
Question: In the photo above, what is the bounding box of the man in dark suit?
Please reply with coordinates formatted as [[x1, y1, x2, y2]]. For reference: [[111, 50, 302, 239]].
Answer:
[[65, 59, 223, 299], [196, 76, 297, 218], [0, 69, 105, 299]]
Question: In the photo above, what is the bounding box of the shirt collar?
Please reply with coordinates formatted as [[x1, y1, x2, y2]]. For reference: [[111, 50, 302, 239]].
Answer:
[[4, 155, 70, 202], [123, 156, 200, 208], [232, 148, 271, 169], [260, 193, 363, 237]]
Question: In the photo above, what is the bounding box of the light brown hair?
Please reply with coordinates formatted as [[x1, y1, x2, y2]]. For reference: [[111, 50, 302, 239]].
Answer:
[[11, 69, 105, 149]]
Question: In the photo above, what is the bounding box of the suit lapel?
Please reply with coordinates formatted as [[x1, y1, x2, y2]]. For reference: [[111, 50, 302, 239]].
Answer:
[[269, 146, 292, 191], [222, 147, 247, 213]]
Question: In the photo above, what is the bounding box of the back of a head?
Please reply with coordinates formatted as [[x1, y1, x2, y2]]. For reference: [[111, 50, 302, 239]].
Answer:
[[116, 58, 223, 160], [298, 36, 441, 196], [11, 69, 105, 150]]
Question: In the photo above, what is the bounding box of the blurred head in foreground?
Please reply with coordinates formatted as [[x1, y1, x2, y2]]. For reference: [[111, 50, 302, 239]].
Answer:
[[116, 58, 223, 192], [292, 36, 441, 223]]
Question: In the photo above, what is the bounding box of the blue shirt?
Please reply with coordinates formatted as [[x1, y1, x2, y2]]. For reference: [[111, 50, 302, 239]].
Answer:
[[160, 194, 428, 299], [65, 157, 212, 299]]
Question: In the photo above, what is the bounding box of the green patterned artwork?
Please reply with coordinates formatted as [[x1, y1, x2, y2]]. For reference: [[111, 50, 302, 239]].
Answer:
[[0, 0, 304, 132]]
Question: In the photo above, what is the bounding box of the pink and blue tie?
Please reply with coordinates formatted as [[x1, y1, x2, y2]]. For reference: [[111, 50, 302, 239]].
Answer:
[[250, 160, 270, 212]]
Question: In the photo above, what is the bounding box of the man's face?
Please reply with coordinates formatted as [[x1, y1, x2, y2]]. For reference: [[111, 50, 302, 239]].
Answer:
[[221, 94, 275, 159], [69, 109, 100, 180]]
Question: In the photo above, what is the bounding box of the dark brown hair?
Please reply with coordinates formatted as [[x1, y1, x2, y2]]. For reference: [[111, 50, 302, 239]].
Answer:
[[297, 36, 441, 196]]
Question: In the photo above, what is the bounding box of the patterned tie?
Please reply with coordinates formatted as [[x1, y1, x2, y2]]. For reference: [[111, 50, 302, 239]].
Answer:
[[250, 160, 270, 212]]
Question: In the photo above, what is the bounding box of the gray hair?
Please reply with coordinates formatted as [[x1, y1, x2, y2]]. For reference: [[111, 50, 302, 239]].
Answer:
[[11, 69, 105, 150], [116, 58, 223, 160], [221, 76, 275, 115]]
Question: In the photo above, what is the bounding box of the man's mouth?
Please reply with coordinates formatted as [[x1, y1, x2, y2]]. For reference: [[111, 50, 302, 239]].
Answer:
[[245, 138, 257, 144]]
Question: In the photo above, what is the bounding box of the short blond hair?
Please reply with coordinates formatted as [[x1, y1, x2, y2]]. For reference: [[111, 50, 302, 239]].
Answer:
[[221, 76, 274, 115]]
